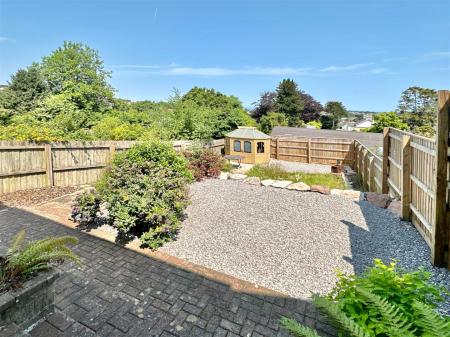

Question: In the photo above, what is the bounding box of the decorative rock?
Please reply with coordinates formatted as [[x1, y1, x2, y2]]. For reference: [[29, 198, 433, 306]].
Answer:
[[310, 185, 331, 195], [342, 190, 362, 201], [330, 189, 342, 195], [387, 200, 401, 216], [244, 177, 261, 185], [219, 172, 229, 180], [271, 180, 293, 188], [287, 182, 310, 191], [229, 173, 247, 180], [365, 192, 390, 208], [261, 179, 276, 187]]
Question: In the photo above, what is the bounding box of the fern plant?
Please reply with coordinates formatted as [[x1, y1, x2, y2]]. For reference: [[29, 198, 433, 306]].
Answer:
[[280, 260, 450, 337], [0, 230, 80, 293]]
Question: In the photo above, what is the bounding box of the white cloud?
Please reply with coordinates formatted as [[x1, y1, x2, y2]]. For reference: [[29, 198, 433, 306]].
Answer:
[[110, 62, 385, 77], [368, 68, 387, 74], [320, 63, 374, 72], [0, 36, 10, 42]]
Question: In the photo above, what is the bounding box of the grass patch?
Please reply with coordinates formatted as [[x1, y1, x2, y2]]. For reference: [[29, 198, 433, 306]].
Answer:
[[222, 161, 234, 173], [247, 164, 345, 189]]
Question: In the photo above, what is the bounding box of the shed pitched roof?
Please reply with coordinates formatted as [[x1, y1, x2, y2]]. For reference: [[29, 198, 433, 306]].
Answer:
[[225, 127, 271, 139]]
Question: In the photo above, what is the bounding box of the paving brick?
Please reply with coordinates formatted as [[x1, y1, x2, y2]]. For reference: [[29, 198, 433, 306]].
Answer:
[[0, 208, 330, 337]]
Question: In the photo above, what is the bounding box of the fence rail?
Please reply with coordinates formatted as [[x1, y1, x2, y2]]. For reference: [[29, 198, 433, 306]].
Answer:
[[270, 137, 355, 165], [353, 90, 450, 268], [0, 139, 224, 194]]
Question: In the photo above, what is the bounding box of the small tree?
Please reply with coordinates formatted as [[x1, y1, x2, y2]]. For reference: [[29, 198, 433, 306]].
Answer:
[[251, 91, 276, 120], [324, 101, 348, 129], [274, 79, 304, 125], [369, 112, 408, 133], [259, 111, 288, 134]]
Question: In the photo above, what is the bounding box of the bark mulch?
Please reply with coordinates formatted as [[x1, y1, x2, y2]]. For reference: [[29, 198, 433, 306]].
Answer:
[[0, 186, 80, 209]]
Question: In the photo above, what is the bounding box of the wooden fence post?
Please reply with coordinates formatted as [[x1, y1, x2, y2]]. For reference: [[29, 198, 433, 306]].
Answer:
[[307, 139, 311, 163], [432, 90, 450, 267], [44, 144, 53, 187], [382, 127, 390, 194], [401, 134, 411, 220], [109, 144, 116, 161], [369, 156, 375, 192], [276, 138, 280, 159], [362, 149, 368, 190]]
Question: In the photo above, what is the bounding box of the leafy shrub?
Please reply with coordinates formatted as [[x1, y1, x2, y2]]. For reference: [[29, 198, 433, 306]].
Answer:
[[281, 259, 450, 337], [71, 190, 101, 224], [0, 230, 80, 293], [184, 148, 224, 181], [95, 142, 192, 249]]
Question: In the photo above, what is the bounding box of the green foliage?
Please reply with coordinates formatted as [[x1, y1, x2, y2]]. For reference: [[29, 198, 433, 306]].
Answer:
[[92, 116, 146, 140], [280, 317, 321, 337], [71, 190, 101, 224], [306, 120, 322, 129], [0, 122, 64, 142], [0, 230, 80, 293], [274, 79, 304, 125], [41, 41, 114, 112], [0, 63, 48, 118], [259, 111, 288, 134], [184, 148, 224, 181], [324, 101, 348, 129], [91, 142, 193, 249], [281, 260, 450, 337], [367, 112, 408, 133], [247, 164, 345, 189]]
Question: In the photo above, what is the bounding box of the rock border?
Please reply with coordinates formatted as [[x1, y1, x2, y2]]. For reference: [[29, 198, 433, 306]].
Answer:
[[218, 172, 399, 215]]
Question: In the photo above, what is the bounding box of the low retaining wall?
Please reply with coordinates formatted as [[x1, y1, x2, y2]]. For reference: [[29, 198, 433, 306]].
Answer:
[[0, 269, 59, 329]]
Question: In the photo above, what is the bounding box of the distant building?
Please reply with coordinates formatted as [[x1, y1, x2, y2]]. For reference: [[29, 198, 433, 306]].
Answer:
[[354, 119, 373, 131], [0, 85, 8, 91]]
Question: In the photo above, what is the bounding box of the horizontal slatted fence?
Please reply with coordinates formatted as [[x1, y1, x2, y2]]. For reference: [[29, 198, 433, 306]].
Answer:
[[0, 139, 224, 194], [270, 137, 354, 165]]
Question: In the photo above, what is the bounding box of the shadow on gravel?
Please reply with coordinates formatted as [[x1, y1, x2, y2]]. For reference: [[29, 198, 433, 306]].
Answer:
[[0, 206, 337, 337]]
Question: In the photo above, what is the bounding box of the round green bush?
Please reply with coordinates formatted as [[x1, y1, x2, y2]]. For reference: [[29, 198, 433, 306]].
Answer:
[[96, 141, 193, 248]]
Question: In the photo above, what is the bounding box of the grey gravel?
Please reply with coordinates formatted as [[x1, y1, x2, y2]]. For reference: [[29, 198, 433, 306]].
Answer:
[[270, 159, 332, 173], [160, 179, 450, 314]]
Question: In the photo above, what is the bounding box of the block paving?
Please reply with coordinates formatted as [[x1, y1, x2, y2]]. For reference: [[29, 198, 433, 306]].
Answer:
[[0, 207, 335, 337]]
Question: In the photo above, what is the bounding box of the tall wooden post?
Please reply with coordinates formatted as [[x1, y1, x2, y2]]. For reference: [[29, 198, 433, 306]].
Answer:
[[44, 144, 53, 187], [369, 156, 376, 192], [401, 134, 411, 220], [307, 139, 311, 163], [432, 90, 450, 267], [275, 138, 279, 159], [109, 144, 116, 162], [382, 127, 390, 194]]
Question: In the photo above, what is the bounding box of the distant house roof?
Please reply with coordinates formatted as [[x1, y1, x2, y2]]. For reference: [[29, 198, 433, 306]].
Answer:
[[226, 127, 271, 140], [355, 120, 373, 128], [271, 126, 382, 147]]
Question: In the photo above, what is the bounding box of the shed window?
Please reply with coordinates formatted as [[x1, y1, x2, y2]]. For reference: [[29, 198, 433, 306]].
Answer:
[[257, 142, 265, 153], [244, 141, 252, 153], [234, 140, 241, 152]]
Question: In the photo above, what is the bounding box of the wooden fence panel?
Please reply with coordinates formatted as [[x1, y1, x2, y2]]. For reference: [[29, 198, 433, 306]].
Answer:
[[271, 137, 354, 165], [387, 128, 403, 198]]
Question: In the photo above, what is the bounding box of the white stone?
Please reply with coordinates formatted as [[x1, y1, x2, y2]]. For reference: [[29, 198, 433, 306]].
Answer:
[[244, 177, 261, 185], [287, 182, 310, 191], [219, 172, 229, 180], [261, 179, 276, 187], [341, 190, 363, 201], [229, 173, 247, 180], [271, 180, 293, 188]]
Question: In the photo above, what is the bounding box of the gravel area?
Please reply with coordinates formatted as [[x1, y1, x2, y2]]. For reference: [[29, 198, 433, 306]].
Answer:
[[160, 179, 450, 313], [0, 186, 80, 209], [270, 159, 332, 173]]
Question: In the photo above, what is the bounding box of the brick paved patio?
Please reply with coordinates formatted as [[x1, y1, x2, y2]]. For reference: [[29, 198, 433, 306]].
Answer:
[[0, 207, 335, 337]]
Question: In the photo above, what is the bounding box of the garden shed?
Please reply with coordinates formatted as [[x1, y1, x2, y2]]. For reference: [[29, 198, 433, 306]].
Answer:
[[225, 127, 271, 164]]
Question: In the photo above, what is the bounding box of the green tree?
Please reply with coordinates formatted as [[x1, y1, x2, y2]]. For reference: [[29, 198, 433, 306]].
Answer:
[[397, 86, 437, 136], [274, 79, 304, 126], [324, 101, 348, 129], [368, 112, 408, 133], [0, 63, 48, 118], [259, 111, 288, 134], [41, 41, 114, 112]]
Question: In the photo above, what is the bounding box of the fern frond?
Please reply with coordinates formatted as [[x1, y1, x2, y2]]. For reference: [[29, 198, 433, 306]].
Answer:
[[312, 295, 371, 337], [356, 287, 415, 337], [280, 317, 322, 337], [7, 230, 25, 256], [412, 300, 450, 337]]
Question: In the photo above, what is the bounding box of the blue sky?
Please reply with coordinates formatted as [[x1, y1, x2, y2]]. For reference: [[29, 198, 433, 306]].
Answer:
[[0, 0, 449, 111]]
